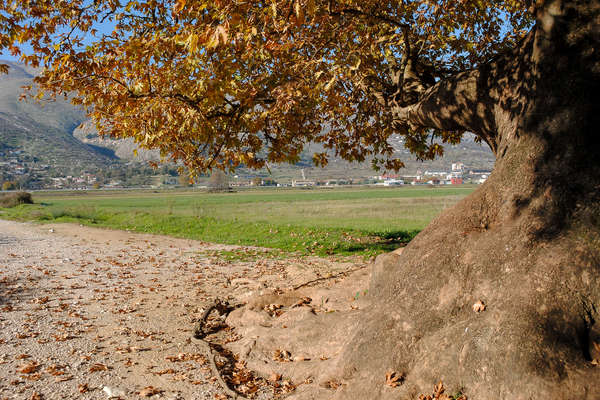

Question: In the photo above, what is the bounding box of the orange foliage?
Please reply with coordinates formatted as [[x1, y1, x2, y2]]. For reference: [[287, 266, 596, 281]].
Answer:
[[0, 1, 531, 173]]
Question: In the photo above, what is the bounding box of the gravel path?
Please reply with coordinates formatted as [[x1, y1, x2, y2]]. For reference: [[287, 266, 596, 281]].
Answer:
[[0, 220, 361, 400]]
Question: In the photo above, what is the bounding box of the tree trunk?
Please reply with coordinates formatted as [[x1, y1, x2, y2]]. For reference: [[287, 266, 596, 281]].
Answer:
[[331, 1, 600, 398]]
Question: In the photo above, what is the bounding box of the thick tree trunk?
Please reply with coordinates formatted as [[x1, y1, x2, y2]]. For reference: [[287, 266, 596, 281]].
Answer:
[[329, 1, 600, 399], [225, 2, 599, 398]]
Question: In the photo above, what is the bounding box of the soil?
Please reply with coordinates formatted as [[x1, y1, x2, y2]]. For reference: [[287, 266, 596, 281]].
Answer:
[[0, 220, 369, 400]]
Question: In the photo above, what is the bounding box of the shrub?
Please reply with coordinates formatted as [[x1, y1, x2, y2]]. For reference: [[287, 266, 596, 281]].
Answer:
[[0, 192, 34, 208]]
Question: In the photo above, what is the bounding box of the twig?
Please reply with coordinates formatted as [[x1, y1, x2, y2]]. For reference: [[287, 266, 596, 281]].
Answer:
[[292, 266, 366, 291]]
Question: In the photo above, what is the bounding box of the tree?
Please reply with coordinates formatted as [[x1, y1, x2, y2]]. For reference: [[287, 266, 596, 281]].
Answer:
[[207, 170, 230, 191], [178, 172, 192, 187], [1, 1, 598, 398], [2, 181, 16, 191]]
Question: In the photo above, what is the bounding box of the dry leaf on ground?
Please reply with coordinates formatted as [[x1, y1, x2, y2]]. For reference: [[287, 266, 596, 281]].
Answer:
[[139, 386, 163, 397], [472, 300, 486, 312], [18, 362, 39, 374], [88, 363, 108, 372], [385, 371, 405, 387]]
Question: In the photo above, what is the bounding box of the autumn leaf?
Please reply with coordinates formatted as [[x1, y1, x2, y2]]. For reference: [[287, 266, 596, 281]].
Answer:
[[272, 349, 292, 362], [472, 300, 486, 313], [385, 370, 405, 387], [18, 362, 39, 374], [269, 372, 282, 382], [88, 363, 108, 372], [0, 0, 532, 174], [29, 392, 42, 400], [173, 0, 186, 14], [139, 386, 163, 397]]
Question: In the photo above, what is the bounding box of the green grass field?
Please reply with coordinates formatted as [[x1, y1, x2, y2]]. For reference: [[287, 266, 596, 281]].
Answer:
[[0, 186, 476, 257]]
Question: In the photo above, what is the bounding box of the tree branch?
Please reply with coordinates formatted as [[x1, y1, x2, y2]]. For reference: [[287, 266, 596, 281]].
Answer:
[[328, 7, 409, 30], [389, 31, 537, 155], [392, 68, 498, 147]]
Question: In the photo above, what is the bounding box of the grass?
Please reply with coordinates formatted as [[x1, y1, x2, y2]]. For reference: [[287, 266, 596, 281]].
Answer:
[[0, 186, 476, 258]]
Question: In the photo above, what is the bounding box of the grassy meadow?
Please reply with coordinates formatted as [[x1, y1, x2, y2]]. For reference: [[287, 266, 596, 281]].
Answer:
[[0, 186, 476, 258]]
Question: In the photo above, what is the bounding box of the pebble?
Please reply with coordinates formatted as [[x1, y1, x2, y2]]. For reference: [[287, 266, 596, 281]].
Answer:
[[103, 386, 127, 398]]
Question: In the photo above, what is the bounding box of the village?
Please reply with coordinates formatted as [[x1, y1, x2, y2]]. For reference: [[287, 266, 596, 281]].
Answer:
[[1, 147, 491, 191]]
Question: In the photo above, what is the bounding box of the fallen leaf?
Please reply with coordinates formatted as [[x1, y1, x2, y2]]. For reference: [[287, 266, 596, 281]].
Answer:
[[23, 373, 42, 381], [30, 392, 42, 400], [139, 386, 163, 397], [269, 372, 282, 382], [272, 349, 292, 362], [472, 300, 486, 312], [291, 297, 312, 308], [321, 379, 343, 390], [18, 362, 39, 374], [89, 363, 108, 372], [385, 371, 405, 387], [153, 368, 176, 375], [78, 383, 89, 393]]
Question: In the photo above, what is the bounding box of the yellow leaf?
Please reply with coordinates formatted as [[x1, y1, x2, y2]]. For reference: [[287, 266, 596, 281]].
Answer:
[[174, 0, 186, 14], [306, 0, 316, 15], [324, 75, 336, 91], [271, 1, 277, 18], [186, 33, 199, 54]]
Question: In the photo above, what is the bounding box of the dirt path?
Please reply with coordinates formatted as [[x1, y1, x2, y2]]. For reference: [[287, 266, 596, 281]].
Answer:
[[0, 220, 367, 400]]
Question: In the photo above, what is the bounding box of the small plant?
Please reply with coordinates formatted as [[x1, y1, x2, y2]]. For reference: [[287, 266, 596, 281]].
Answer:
[[0, 192, 33, 208]]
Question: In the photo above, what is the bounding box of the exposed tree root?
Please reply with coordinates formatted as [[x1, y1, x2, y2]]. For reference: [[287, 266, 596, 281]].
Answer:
[[192, 337, 244, 399], [292, 265, 366, 291], [192, 299, 246, 399]]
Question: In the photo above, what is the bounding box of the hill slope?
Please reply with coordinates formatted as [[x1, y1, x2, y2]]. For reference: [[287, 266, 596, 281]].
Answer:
[[0, 61, 119, 174]]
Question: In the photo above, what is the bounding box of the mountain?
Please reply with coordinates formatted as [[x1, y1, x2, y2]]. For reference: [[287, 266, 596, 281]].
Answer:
[[73, 120, 160, 162], [0, 61, 120, 174]]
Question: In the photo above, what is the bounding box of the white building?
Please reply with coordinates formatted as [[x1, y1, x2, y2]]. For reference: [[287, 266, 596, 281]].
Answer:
[[383, 179, 404, 186]]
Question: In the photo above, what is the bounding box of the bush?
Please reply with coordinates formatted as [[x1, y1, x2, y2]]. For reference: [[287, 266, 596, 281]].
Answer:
[[0, 192, 34, 208]]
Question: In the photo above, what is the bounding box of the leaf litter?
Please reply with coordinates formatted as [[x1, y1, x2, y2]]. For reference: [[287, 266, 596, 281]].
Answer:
[[0, 220, 368, 399]]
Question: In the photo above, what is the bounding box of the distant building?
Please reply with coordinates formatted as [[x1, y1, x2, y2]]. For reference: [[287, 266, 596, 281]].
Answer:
[[469, 169, 492, 176], [424, 171, 447, 177], [383, 179, 404, 186], [163, 176, 178, 185], [292, 180, 316, 187], [452, 162, 465, 172]]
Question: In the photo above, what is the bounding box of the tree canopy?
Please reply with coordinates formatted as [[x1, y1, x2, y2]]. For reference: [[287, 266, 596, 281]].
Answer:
[[0, 0, 532, 174]]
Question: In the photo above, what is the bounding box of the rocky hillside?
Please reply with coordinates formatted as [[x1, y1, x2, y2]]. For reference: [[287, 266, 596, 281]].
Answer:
[[0, 61, 121, 174], [72, 120, 160, 162]]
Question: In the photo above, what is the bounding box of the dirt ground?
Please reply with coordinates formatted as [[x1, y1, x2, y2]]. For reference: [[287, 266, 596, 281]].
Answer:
[[0, 219, 370, 400]]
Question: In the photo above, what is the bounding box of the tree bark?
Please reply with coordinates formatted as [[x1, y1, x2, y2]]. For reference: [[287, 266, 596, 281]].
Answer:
[[329, 1, 600, 398]]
